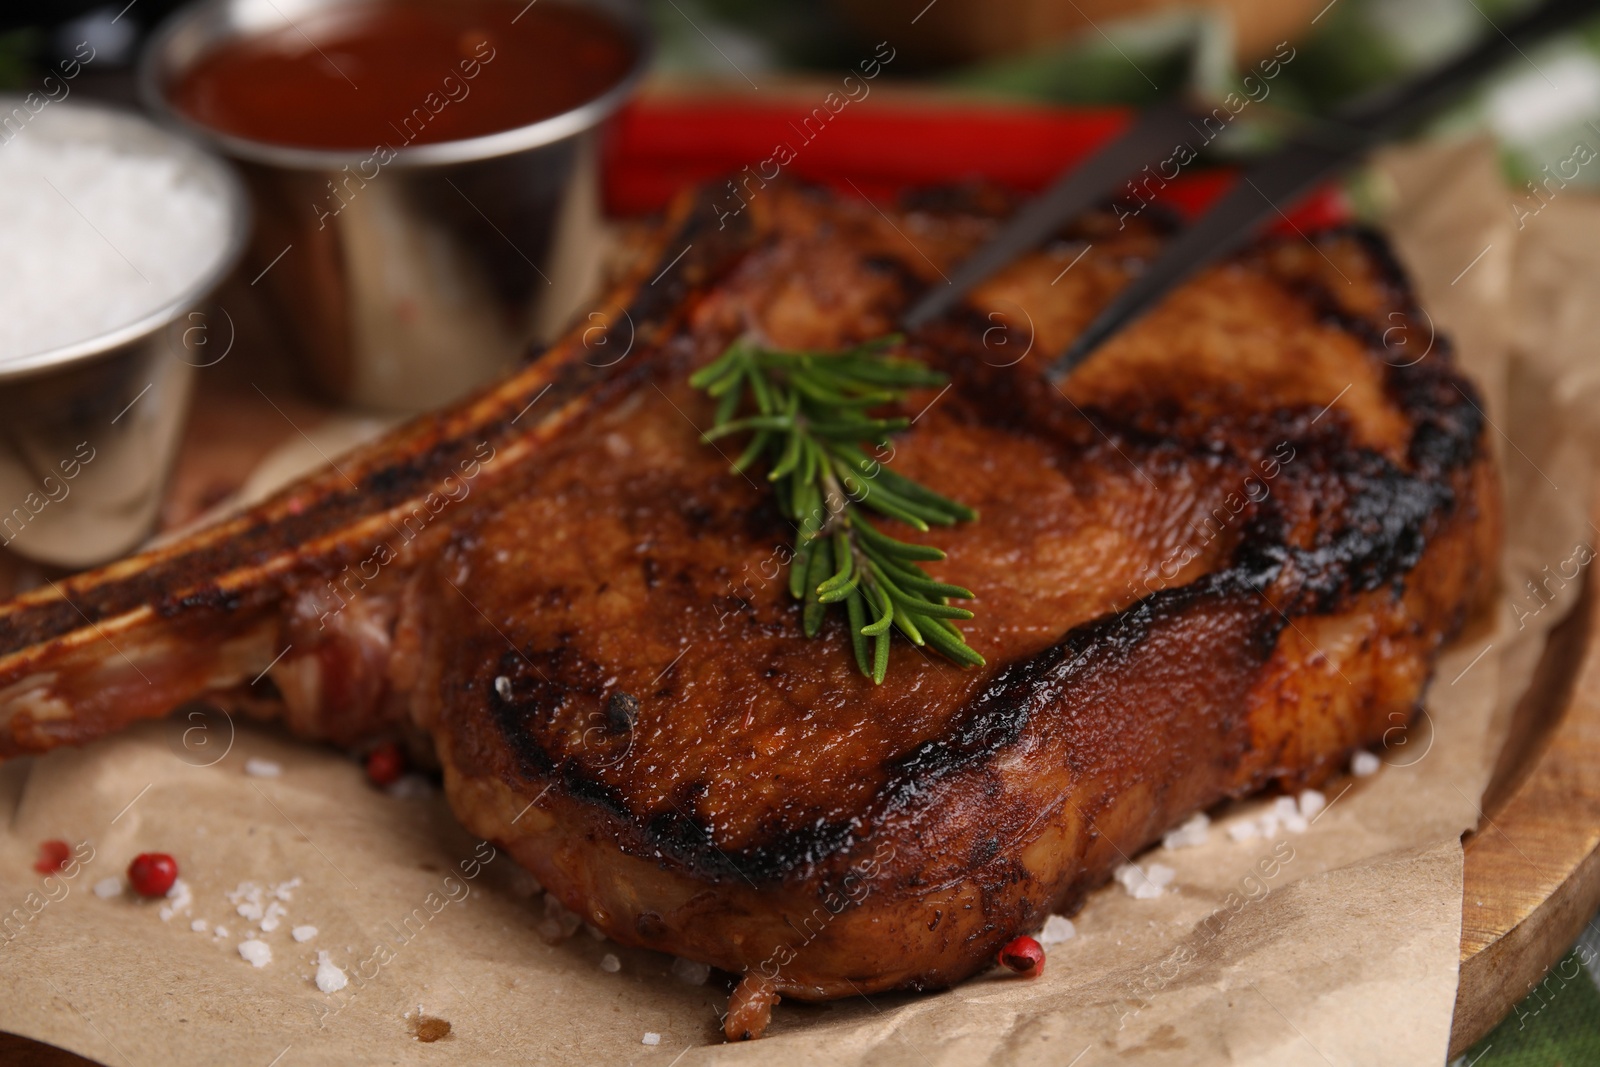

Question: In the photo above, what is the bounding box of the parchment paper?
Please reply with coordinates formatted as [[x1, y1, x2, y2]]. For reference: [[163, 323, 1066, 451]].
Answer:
[[0, 139, 1595, 1067]]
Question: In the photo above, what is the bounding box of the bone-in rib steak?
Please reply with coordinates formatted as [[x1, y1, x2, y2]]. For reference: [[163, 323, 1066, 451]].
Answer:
[[0, 184, 1499, 1038]]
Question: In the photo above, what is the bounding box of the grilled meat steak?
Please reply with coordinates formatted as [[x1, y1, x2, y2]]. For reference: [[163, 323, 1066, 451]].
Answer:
[[0, 184, 1498, 1036]]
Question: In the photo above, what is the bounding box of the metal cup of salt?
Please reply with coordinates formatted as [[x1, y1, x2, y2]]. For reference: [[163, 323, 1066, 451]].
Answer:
[[0, 97, 248, 569], [137, 0, 653, 412]]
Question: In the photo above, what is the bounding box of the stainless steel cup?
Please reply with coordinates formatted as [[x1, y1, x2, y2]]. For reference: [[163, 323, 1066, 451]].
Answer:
[[0, 98, 248, 569], [138, 0, 653, 412]]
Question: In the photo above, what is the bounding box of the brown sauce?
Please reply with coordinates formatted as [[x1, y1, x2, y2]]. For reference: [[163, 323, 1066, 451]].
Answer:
[[169, 0, 634, 150]]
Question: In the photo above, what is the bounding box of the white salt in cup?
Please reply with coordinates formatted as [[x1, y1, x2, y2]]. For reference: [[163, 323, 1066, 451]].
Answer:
[[0, 98, 248, 567]]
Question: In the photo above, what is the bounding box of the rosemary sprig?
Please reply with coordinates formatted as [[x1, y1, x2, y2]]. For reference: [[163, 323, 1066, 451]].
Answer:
[[689, 335, 984, 683]]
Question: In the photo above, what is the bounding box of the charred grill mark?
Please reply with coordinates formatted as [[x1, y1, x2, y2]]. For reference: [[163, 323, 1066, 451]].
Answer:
[[489, 691, 555, 779], [1250, 228, 1487, 476], [484, 638, 867, 881], [882, 563, 1285, 810], [638, 805, 859, 884], [497, 552, 1302, 888], [1344, 225, 1428, 303], [1283, 453, 1455, 611], [606, 692, 639, 734], [860, 254, 926, 305], [487, 643, 616, 779], [563, 769, 632, 823], [163, 587, 246, 615], [1389, 337, 1487, 474]]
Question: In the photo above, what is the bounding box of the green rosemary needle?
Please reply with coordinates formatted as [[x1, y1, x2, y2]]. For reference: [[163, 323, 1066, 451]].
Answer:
[[689, 334, 984, 683]]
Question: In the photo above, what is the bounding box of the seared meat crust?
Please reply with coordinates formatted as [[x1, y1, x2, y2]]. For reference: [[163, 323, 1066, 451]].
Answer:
[[422, 189, 1497, 998], [0, 184, 1497, 1004]]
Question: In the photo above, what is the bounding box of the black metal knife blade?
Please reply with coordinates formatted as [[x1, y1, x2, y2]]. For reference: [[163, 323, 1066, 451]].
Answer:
[[898, 99, 1199, 331]]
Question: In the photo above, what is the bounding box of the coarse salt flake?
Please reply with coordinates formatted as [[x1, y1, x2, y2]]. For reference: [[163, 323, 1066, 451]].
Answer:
[[506, 866, 543, 899], [158, 878, 193, 921], [642, 1032, 661, 1046], [1351, 750, 1381, 777], [1114, 862, 1174, 900], [1162, 812, 1210, 850], [1272, 795, 1309, 834], [92, 877, 122, 899], [292, 925, 318, 943], [244, 758, 282, 778], [670, 957, 710, 985], [600, 953, 621, 973], [228, 881, 266, 921], [315, 950, 348, 993], [494, 675, 513, 701], [1229, 789, 1327, 842], [191, 919, 209, 932], [238, 939, 272, 968], [538, 892, 582, 943], [260, 902, 287, 933], [385, 775, 434, 800], [1298, 789, 1326, 820], [1227, 820, 1260, 842], [1039, 915, 1076, 944]]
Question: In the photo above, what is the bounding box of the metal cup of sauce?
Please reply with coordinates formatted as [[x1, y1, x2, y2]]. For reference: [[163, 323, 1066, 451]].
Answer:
[[139, 0, 651, 412], [0, 98, 248, 569]]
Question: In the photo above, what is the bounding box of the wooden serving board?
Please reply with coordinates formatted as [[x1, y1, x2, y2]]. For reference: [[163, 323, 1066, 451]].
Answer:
[[1450, 533, 1600, 1056]]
